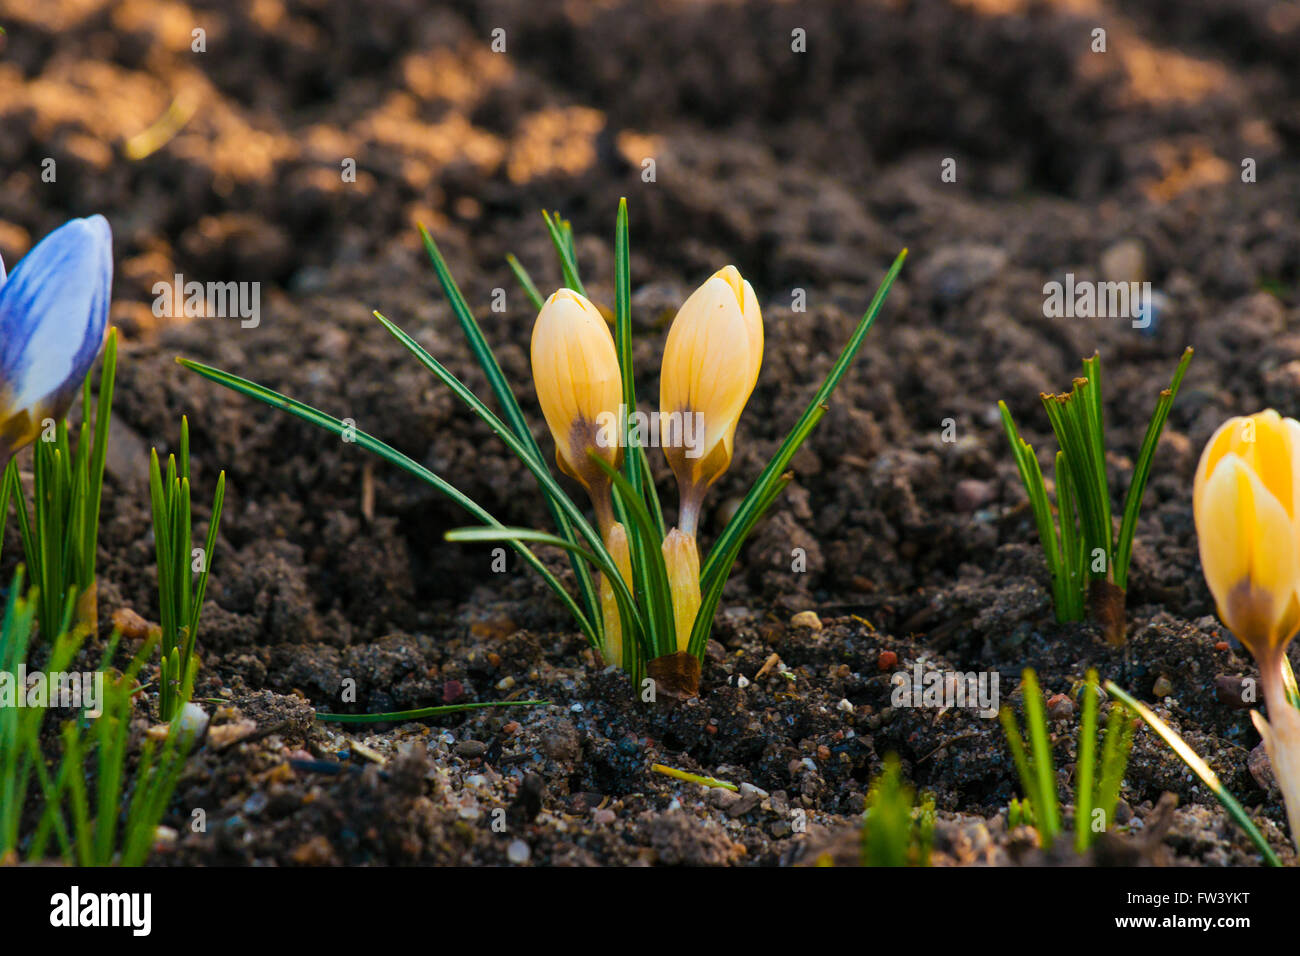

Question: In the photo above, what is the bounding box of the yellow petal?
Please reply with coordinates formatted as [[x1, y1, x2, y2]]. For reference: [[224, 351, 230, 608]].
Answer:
[[1241, 410, 1294, 519], [1195, 410, 1300, 522]]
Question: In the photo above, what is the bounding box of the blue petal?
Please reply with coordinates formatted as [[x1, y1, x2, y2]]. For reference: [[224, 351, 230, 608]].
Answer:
[[0, 215, 112, 417]]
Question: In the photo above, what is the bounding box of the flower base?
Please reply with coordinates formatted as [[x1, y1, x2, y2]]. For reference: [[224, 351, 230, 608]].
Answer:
[[1089, 579, 1125, 646], [646, 651, 700, 700]]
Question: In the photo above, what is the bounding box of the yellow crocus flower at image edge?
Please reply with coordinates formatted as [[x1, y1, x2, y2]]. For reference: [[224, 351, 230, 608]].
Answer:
[[1194, 409, 1300, 848]]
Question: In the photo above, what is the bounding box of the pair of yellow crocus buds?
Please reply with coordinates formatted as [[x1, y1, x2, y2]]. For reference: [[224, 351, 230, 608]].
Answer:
[[530, 266, 763, 668], [1195, 409, 1300, 848]]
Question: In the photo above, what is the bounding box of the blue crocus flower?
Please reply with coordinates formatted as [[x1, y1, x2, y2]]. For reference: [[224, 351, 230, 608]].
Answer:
[[0, 215, 113, 460]]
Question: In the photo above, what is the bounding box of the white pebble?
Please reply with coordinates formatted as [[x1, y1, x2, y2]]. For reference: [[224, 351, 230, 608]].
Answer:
[[178, 702, 209, 736]]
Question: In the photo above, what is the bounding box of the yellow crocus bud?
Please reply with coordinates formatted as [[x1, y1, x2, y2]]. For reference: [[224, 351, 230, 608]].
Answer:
[[531, 288, 623, 531], [1193, 410, 1300, 657], [662, 528, 701, 654], [660, 266, 763, 535], [599, 522, 633, 668], [1194, 409, 1300, 847]]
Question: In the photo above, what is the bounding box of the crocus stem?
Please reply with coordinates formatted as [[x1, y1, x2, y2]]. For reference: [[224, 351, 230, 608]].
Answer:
[[1256, 651, 1300, 850], [590, 478, 616, 540], [677, 482, 705, 538]]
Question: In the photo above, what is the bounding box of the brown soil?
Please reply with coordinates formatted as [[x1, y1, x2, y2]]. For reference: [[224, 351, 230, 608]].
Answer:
[[3, 0, 1300, 865]]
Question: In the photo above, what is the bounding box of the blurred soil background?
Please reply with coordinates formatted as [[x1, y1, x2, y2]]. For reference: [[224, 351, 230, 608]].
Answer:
[[2, 0, 1300, 865]]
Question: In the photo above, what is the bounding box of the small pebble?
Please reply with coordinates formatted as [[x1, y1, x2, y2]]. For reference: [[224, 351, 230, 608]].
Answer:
[[736, 675, 751, 689], [178, 702, 210, 737], [206, 720, 256, 748], [836, 698, 854, 713], [242, 791, 269, 815], [877, 650, 898, 672], [290, 835, 336, 865], [953, 479, 995, 513], [111, 607, 155, 640], [1113, 799, 1133, 825], [727, 793, 761, 818], [455, 740, 488, 758], [1046, 693, 1075, 720], [1100, 238, 1146, 284], [1153, 676, 1173, 697], [1214, 675, 1254, 710], [496, 676, 516, 691], [709, 789, 739, 810], [790, 610, 822, 630], [507, 840, 530, 864], [593, 808, 616, 825]]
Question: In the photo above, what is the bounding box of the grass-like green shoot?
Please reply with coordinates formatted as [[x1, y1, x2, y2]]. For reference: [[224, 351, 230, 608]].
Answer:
[[1000, 668, 1134, 853], [4, 328, 118, 640], [148, 416, 225, 721], [999, 348, 1192, 642], [860, 755, 935, 866], [316, 700, 549, 723]]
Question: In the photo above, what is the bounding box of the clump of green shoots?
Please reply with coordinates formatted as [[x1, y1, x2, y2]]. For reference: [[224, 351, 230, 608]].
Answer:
[[0, 572, 196, 865], [0, 569, 88, 860], [35, 631, 196, 866], [149, 416, 225, 721], [998, 348, 1192, 643], [860, 755, 935, 866], [3, 329, 118, 639], [999, 668, 1134, 854], [177, 200, 906, 697]]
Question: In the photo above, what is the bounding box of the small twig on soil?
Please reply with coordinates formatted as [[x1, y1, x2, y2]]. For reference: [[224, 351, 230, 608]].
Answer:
[[211, 719, 293, 753], [651, 763, 738, 791], [916, 733, 981, 764], [754, 653, 781, 680]]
